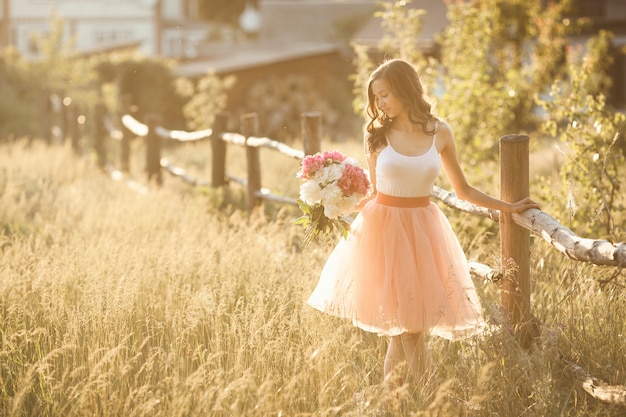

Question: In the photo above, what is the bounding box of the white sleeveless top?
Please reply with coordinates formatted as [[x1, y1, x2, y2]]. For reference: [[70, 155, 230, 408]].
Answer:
[[376, 134, 440, 198]]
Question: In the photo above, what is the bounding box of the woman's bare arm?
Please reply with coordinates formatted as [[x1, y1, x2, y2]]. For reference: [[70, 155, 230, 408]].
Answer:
[[438, 122, 540, 213]]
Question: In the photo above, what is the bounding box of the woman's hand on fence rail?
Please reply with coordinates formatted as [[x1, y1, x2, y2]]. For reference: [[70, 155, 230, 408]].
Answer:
[[504, 197, 541, 213]]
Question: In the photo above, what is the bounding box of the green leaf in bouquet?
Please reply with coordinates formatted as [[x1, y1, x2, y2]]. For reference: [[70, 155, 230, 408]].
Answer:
[[293, 215, 311, 226], [337, 217, 351, 239], [296, 199, 312, 215]]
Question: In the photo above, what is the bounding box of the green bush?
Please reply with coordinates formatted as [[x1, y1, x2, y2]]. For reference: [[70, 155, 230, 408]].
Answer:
[[538, 31, 626, 240], [0, 17, 233, 142], [0, 48, 45, 139]]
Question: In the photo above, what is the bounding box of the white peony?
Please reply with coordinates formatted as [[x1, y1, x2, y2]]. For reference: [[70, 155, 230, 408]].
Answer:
[[299, 179, 322, 204], [323, 204, 342, 219], [320, 183, 343, 219], [335, 194, 359, 216], [314, 163, 343, 186]]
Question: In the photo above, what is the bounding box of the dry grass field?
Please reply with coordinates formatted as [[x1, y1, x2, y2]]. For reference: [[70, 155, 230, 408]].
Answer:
[[1, 139, 624, 416]]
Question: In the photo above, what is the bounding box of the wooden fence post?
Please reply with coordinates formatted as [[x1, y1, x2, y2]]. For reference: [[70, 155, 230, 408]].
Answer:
[[301, 111, 321, 156], [211, 112, 229, 187], [241, 113, 262, 212], [500, 134, 536, 348], [93, 102, 107, 171], [70, 104, 81, 154], [42, 92, 54, 145], [145, 114, 163, 185], [119, 94, 132, 173], [60, 94, 70, 145]]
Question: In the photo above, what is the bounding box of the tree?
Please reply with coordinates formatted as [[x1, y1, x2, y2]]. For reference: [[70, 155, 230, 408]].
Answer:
[[0, 16, 97, 140], [538, 31, 626, 240], [176, 70, 235, 131], [436, 0, 573, 158], [0, 48, 43, 139]]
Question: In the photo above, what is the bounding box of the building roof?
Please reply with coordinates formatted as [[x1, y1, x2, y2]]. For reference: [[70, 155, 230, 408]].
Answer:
[[175, 39, 339, 77]]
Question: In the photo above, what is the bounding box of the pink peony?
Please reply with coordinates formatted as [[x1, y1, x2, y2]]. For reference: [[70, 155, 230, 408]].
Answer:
[[297, 150, 348, 180], [298, 153, 326, 179], [338, 163, 370, 196], [322, 150, 346, 164]]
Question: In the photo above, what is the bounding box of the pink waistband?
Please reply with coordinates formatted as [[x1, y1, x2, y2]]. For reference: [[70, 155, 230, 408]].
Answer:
[[376, 193, 431, 208]]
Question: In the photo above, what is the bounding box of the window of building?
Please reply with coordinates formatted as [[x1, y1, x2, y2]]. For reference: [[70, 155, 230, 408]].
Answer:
[[94, 29, 133, 45]]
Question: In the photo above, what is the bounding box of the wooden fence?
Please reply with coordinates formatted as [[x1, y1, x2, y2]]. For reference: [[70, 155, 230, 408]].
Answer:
[[60, 104, 626, 406]]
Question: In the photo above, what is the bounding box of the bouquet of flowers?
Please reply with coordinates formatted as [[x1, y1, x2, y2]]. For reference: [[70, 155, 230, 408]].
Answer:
[[295, 150, 371, 246]]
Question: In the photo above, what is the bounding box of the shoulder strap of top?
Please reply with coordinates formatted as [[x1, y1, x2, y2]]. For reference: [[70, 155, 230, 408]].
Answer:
[[431, 121, 439, 145]]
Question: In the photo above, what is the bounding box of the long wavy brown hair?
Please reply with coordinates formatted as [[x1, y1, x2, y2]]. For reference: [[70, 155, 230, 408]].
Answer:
[[365, 59, 438, 155]]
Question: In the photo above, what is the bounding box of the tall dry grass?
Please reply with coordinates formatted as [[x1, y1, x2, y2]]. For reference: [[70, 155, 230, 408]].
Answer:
[[0, 139, 624, 416]]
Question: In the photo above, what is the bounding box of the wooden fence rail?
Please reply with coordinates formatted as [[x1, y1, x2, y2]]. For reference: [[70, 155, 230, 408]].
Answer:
[[432, 186, 626, 268], [99, 110, 626, 272], [93, 107, 625, 406], [103, 111, 310, 207]]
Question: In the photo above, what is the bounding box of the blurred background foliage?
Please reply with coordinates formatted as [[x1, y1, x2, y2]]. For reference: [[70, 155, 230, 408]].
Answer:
[[0, 16, 228, 139], [0, 0, 624, 241]]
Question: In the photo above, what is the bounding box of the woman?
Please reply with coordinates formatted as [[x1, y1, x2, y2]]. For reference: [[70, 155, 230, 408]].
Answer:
[[307, 59, 539, 386]]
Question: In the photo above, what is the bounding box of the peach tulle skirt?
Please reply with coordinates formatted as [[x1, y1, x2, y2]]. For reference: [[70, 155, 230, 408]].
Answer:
[[307, 193, 486, 340]]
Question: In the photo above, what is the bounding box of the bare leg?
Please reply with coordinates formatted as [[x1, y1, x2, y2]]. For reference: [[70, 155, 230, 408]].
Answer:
[[400, 332, 429, 384], [384, 332, 430, 387], [384, 335, 404, 386]]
